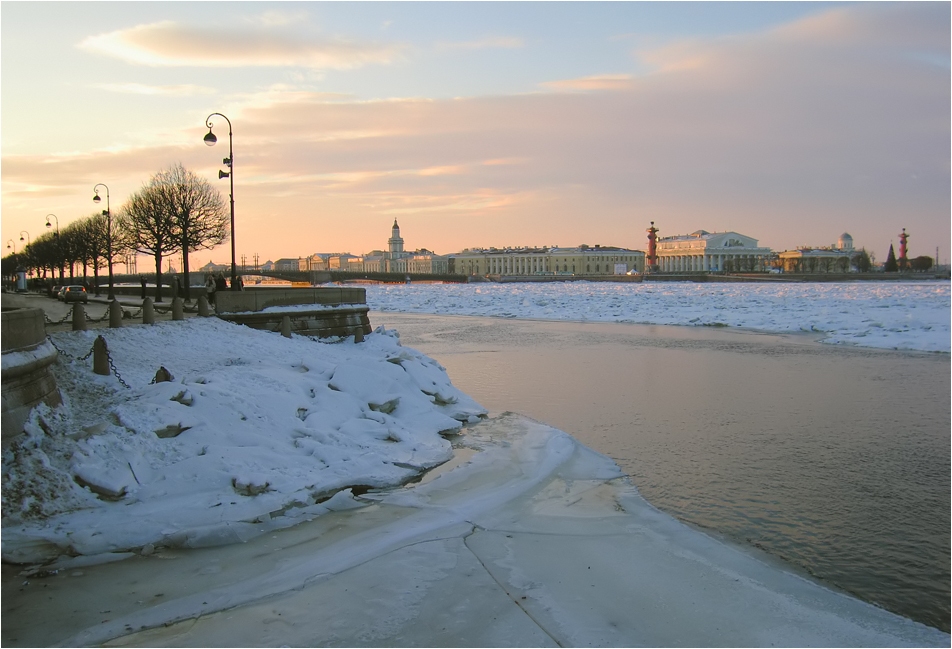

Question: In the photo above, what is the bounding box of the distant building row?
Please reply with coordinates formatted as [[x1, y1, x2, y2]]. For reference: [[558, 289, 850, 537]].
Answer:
[[204, 222, 873, 278]]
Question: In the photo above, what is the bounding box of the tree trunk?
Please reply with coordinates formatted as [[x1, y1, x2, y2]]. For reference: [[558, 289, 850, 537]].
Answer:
[[93, 262, 101, 296], [154, 252, 164, 303], [182, 233, 192, 302]]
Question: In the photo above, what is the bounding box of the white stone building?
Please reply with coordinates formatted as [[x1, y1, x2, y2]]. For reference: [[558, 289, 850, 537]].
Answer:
[[450, 245, 644, 277], [406, 250, 449, 275], [656, 231, 770, 272], [777, 233, 855, 273]]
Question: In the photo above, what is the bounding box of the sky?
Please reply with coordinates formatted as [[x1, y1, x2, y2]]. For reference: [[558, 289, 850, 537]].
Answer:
[[2, 2, 949, 268]]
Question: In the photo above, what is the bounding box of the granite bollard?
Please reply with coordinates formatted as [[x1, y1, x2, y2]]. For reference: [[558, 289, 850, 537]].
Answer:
[[72, 304, 87, 331], [142, 298, 155, 325], [109, 300, 123, 328], [92, 336, 109, 376]]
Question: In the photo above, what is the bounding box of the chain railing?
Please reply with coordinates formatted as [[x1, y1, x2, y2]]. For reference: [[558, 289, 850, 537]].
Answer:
[[104, 343, 131, 389], [47, 334, 131, 389], [44, 304, 110, 324]]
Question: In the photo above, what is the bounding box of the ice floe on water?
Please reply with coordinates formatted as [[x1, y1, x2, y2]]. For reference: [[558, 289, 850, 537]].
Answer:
[[2, 318, 485, 564], [366, 281, 951, 352]]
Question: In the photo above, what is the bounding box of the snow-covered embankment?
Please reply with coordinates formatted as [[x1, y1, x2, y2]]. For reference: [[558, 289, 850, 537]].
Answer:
[[2, 318, 485, 563]]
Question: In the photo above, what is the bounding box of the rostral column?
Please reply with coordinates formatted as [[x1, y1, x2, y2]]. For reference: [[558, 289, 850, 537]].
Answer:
[[646, 221, 659, 272], [898, 228, 909, 270]]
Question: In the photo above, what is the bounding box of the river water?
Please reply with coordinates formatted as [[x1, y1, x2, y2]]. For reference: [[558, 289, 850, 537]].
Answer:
[[373, 312, 951, 633]]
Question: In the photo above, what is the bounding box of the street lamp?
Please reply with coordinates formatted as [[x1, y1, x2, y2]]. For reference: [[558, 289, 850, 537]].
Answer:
[[93, 183, 114, 300], [6, 239, 15, 253], [19, 230, 30, 245], [203, 112, 237, 290], [44, 214, 63, 280]]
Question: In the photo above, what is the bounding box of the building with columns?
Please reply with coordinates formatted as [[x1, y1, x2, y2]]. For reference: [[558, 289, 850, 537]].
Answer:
[[655, 230, 770, 273], [777, 233, 855, 273], [450, 245, 644, 277]]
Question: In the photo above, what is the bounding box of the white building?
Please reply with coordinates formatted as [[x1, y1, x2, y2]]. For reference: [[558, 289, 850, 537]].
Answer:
[[656, 230, 770, 273], [450, 245, 644, 277], [406, 250, 449, 275], [777, 233, 855, 273]]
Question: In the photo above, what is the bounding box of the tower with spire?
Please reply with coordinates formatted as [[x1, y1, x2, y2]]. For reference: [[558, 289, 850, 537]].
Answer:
[[388, 219, 405, 257]]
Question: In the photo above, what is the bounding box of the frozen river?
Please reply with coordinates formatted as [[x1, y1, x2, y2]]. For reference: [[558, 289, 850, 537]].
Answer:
[[367, 280, 951, 352], [373, 309, 951, 633]]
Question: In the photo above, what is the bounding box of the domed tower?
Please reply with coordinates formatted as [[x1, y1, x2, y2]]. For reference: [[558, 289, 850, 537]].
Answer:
[[837, 233, 854, 251], [388, 219, 405, 257]]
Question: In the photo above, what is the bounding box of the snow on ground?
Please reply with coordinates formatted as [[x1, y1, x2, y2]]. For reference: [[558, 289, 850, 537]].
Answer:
[[366, 281, 951, 352], [2, 318, 485, 564]]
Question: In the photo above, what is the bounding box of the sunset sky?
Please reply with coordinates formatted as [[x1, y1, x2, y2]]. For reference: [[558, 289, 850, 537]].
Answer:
[[2, 2, 949, 268]]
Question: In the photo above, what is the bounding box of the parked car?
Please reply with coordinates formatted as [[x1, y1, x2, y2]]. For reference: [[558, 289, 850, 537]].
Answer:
[[51, 284, 63, 299], [63, 285, 88, 304]]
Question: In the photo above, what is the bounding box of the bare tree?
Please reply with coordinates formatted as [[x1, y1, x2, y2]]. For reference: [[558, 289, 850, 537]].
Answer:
[[117, 182, 176, 302], [78, 212, 112, 295], [152, 164, 228, 301]]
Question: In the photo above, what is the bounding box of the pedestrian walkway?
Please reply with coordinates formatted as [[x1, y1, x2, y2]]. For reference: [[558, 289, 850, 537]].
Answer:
[[1, 291, 203, 333]]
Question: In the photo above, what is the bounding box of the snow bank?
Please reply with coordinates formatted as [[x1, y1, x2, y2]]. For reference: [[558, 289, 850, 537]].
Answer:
[[366, 281, 951, 352], [1, 318, 486, 563]]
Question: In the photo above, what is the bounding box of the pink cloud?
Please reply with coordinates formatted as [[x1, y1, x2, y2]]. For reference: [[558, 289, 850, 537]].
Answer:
[[79, 21, 405, 69]]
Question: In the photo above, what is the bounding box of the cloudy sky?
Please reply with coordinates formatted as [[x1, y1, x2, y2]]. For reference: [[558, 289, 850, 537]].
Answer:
[[2, 2, 949, 267]]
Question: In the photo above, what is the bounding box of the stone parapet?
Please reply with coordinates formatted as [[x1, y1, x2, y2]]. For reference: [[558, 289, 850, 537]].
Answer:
[[217, 305, 372, 339], [214, 287, 371, 339], [1, 307, 61, 446], [215, 287, 367, 314]]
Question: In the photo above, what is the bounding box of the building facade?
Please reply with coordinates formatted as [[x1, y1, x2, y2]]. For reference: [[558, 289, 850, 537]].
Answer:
[[655, 230, 770, 272], [451, 245, 644, 277], [777, 233, 855, 273]]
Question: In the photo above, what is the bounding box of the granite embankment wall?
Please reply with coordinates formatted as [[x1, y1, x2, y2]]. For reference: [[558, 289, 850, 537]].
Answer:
[[1, 307, 61, 446], [214, 287, 372, 339]]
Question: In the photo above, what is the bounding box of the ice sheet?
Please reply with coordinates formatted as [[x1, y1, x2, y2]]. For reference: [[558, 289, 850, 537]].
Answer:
[[366, 281, 951, 352]]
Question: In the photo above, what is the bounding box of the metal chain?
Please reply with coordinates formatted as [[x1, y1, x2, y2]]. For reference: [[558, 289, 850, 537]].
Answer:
[[44, 312, 72, 325], [104, 344, 131, 389], [45, 335, 96, 361], [46, 335, 126, 387], [45, 334, 72, 359], [77, 344, 96, 362]]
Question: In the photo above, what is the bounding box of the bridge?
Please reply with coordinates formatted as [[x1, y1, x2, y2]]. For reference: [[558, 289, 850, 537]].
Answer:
[[236, 268, 467, 284], [66, 268, 468, 286]]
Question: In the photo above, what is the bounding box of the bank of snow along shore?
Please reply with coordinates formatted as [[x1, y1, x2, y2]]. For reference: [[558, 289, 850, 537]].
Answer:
[[2, 318, 486, 564]]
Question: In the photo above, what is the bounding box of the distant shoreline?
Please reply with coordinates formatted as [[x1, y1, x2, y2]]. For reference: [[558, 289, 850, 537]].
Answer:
[[487, 272, 946, 283]]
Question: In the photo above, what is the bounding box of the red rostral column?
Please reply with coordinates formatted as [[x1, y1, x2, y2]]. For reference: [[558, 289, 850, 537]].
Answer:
[[898, 228, 909, 270], [646, 221, 659, 272]]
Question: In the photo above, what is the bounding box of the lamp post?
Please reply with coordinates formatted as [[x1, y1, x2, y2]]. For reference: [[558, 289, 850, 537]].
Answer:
[[45, 214, 63, 280], [6, 239, 15, 253], [93, 183, 114, 300], [17, 231, 31, 280], [203, 112, 237, 290]]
